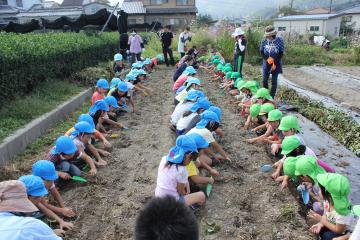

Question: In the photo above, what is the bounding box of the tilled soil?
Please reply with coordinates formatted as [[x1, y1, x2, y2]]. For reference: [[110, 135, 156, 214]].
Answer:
[[283, 66, 360, 112], [57, 66, 314, 239]]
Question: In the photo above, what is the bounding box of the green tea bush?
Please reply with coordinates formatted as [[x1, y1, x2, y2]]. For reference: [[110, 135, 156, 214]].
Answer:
[[215, 30, 233, 61], [0, 32, 118, 104], [245, 28, 263, 65], [283, 44, 331, 65], [190, 28, 215, 49]]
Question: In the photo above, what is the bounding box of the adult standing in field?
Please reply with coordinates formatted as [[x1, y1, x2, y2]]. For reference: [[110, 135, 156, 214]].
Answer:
[[119, 32, 129, 62], [232, 27, 246, 78], [260, 25, 285, 98], [128, 29, 144, 64], [161, 25, 175, 67], [178, 27, 192, 58]]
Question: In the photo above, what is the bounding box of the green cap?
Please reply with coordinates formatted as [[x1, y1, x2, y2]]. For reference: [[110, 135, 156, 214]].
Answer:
[[354, 205, 360, 217], [222, 66, 232, 73], [225, 71, 233, 79], [255, 88, 273, 101], [225, 63, 232, 67], [281, 135, 301, 155], [234, 77, 243, 86], [295, 156, 326, 183], [213, 59, 220, 65], [267, 109, 283, 122], [216, 63, 223, 71], [231, 72, 241, 79], [279, 115, 301, 132], [240, 81, 258, 94], [283, 156, 300, 178], [317, 173, 352, 216], [236, 80, 246, 90], [250, 104, 261, 118], [259, 103, 275, 115]]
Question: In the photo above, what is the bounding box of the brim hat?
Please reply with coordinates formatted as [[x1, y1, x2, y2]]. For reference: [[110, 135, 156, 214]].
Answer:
[[19, 175, 48, 197], [267, 109, 283, 122], [283, 156, 300, 179], [190, 97, 211, 113], [0, 180, 38, 213], [89, 100, 109, 116], [167, 136, 198, 164], [264, 25, 277, 37], [186, 133, 209, 149], [196, 110, 220, 129], [104, 96, 119, 109], [281, 135, 301, 155], [295, 156, 326, 183], [32, 160, 58, 181], [232, 27, 245, 37]]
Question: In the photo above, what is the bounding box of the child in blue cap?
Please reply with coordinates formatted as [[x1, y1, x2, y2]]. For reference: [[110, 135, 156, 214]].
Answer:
[[32, 160, 75, 218], [133, 69, 152, 95], [47, 136, 97, 179], [176, 97, 211, 135], [186, 110, 231, 162], [70, 121, 109, 167], [113, 53, 124, 75], [155, 135, 206, 206], [186, 133, 219, 186], [175, 77, 201, 106], [111, 81, 136, 113], [92, 79, 109, 105], [19, 175, 74, 232]]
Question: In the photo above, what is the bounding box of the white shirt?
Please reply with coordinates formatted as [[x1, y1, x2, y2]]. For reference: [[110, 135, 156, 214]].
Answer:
[[324, 201, 358, 232], [350, 218, 360, 240], [177, 32, 191, 53], [176, 113, 197, 131], [186, 127, 215, 144], [170, 102, 194, 125], [0, 212, 61, 240], [155, 156, 188, 200]]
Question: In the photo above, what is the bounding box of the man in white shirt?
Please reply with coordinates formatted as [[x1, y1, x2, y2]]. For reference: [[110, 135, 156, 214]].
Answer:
[[0, 180, 63, 240]]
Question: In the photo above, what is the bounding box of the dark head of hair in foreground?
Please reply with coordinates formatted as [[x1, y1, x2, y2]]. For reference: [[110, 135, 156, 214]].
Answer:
[[134, 196, 199, 240]]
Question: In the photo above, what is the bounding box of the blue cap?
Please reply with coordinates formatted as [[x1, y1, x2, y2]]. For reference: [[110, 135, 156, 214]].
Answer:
[[19, 175, 48, 197], [125, 74, 136, 81], [208, 106, 222, 122], [104, 96, 119, 109], [144, 58, 151, 64], [89, 100, 109, 116], [190, 97, 211, 113], [51, 136, 77, 155], [196, 110, 220, 129], [78, 114, 95, 129], [118, 81, 128, 92], [132, 61, 144, 69], [110, 78, 121, 89], [184, 89, 205, 101], [96, 79, 109, 89], [186, 133, 209, 149], [32, 160, 58, 181], [185, 77, 201, 86], [184, 66, 197, 75], [167, 135, 198, 164], [114, 53, 123, 61], [137, 69, 147, 75], [73, 121, 96, 134]]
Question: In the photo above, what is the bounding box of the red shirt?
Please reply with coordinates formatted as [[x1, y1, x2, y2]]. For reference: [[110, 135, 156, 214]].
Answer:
[[173, 75, 189, 92], [91, 91, 105, 105]]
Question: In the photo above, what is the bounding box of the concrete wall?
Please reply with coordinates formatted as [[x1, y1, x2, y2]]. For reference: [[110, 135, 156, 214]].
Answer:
[[274, 17, 341, 37], [348, 14, 360, 31], [143, 0, 195, 8]]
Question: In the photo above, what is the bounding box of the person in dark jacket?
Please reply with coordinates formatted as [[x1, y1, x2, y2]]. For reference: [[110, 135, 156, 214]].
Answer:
[[173, 56, 194, 82], [260, 25, 285, 98], [119, 32, 129, 61], [231, 28, 247, 77], [160, 25, 175, 67]]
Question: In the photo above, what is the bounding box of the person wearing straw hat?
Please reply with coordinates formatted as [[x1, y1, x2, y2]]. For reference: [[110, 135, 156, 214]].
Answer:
[[260, 25, 285, 98], [232, 27, 247, 78], [0, 180, 64, 239]]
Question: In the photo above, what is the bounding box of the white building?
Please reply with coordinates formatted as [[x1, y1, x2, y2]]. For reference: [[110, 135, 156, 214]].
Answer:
[[0, 0, 43, 10], [337, 4, 360, 31], [274, 13, 343, 38]]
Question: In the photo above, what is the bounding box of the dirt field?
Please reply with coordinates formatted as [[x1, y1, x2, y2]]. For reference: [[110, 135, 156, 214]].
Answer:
[[283, 66, 360, 112], [0, 65, 316, 239], [48, 66, 313, 240]]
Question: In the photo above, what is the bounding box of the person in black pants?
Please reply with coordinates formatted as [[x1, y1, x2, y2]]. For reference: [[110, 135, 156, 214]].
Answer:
[[119, 32, 129, 61], [160, 25, 175, 67]]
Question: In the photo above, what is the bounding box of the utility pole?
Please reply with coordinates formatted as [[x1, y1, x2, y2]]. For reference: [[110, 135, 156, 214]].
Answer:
[[329, 0, 333, 13], [290, 0, 294, 9]]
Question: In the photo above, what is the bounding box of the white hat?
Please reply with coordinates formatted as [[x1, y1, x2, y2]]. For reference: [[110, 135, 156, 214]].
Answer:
[[232, 28, 245, 37]]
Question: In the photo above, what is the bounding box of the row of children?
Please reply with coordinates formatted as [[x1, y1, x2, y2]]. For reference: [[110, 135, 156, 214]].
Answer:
[[0, 52, 158, 239], [200, 43, 359, 240]]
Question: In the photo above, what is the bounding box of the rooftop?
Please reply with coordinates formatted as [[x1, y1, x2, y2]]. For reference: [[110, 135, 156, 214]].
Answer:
[[275, 13, 343, 21], [121, 1, 146, 14], [337, 4, 360, 14], [146, 7, 197, 14]]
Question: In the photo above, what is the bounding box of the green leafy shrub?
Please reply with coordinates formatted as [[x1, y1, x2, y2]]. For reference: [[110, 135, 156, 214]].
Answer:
[[215, 30, 233, 61], [245, 28, 263, 65], [353, 46, 360, 64], [283, 44, 331, 65], [0, 32, 118, 105]]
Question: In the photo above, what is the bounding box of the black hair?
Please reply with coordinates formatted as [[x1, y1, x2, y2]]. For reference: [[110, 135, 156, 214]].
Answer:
[[287, 145, 306, 157], [132, 29, 137, 33], [134, 196, 199, 240], [206, 121, 219, 132], [185, 26, 190, 31], [319, 184, 333, 204]]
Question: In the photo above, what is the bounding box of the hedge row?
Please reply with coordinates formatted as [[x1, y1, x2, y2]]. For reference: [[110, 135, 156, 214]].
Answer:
[[0, 32, 119, 104]]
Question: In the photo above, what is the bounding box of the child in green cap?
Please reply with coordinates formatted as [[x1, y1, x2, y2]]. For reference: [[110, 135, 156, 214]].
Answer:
[[246, 103, 275, 143], [309, 173, 357, 239], [243, 103, 261, 131], [238, 81, 259, 117]]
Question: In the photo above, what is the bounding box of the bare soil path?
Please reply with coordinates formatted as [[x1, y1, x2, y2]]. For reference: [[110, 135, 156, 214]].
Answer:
[[60, 66, 313, 240], [283, 66, 360, 112]]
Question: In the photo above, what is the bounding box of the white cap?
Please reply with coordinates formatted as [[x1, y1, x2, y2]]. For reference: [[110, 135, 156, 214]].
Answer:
[[231, 27, 245, 37]]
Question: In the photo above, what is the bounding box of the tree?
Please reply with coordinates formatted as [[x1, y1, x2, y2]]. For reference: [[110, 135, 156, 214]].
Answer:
[[197, 14, 214, 25], [340, 16, 356, 36]]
